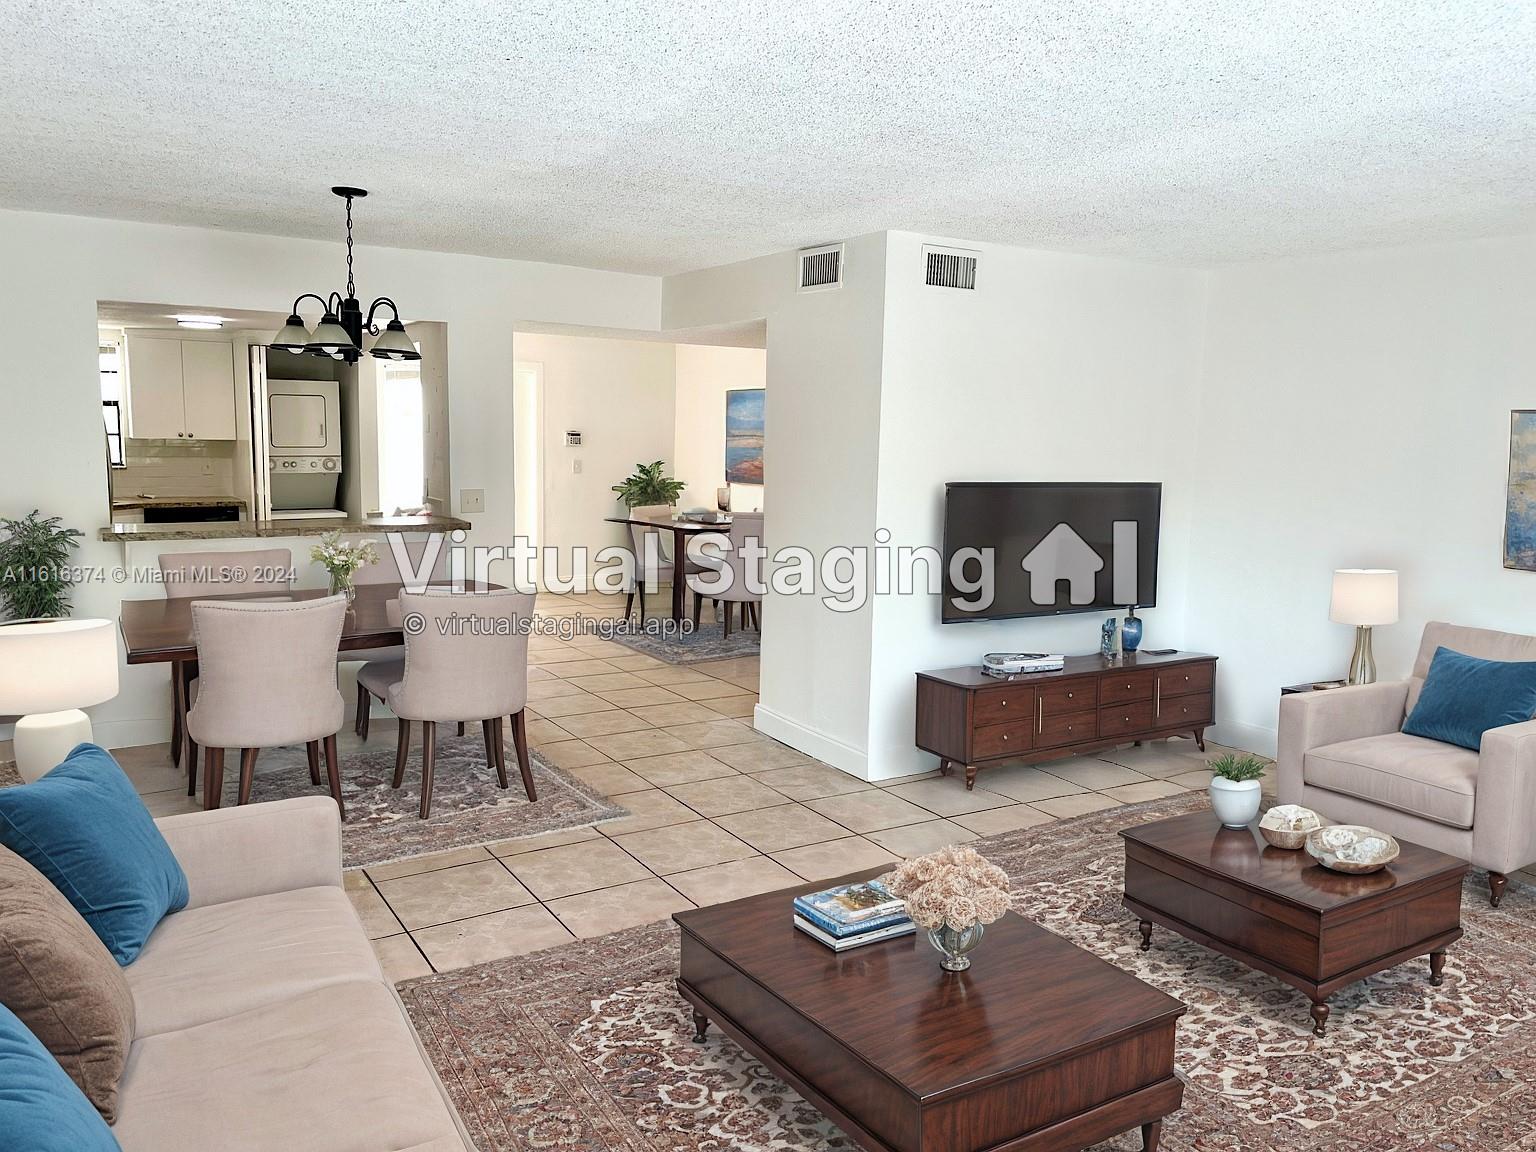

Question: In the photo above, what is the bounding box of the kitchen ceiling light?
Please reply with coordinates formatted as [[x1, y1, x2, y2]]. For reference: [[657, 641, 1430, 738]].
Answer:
[[174, 314, 225, 329], [273, 187, 416, 364]]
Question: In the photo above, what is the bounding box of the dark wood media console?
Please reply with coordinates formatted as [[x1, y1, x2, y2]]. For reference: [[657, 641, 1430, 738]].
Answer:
[[916, 651, 1218, 789]]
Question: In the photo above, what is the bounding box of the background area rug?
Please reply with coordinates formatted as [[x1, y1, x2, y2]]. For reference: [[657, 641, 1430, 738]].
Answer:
[[612, 617, 760, 664], [399, 793, 1536, 1152], [226, 735, 628, 869]]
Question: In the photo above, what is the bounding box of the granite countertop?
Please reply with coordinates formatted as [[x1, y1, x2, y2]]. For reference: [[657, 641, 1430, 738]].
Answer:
[[110, 495, 248, 510], [99, 514, 472, 542]]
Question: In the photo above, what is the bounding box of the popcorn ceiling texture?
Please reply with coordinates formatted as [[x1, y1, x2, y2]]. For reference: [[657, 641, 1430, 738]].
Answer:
[[2, 1, 1533, 275]]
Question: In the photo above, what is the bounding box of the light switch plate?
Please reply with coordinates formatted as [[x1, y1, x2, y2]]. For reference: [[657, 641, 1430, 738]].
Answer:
[[572, 459, 583, 475], [460, 489, 485, 513]]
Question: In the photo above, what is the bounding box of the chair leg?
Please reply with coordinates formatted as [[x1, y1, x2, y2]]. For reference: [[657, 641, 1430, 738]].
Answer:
[[723, 601, 732, 639], [305, 740, 321, 785], [420, 721, 437, 819], [1490, 872, 1509, 907], [202, 747, 225, 811], [237, 747, 259, 806], [393, 720, 410, 788], [324, 732, 343, 819], [510, 711, 536, 802], [355, 682, 371, 740], [491, 716, 509, 789], [457, 721, 466, 738], [691, 590, 702, 628], [624, 591, 635, 620]]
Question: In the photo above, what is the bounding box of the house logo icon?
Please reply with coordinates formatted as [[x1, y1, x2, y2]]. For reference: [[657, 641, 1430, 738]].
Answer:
[[1021, 521, 1141, 606]]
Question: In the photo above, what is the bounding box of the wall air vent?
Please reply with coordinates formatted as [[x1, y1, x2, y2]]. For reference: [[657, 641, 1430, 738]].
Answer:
[[797, 243, 844, 293], [923, 244, 979, 290]]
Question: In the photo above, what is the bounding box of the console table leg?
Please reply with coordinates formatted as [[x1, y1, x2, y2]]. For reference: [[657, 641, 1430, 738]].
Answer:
[[1138, 920, 1153, 952], [964, 764, 977, 791], [691, 1010, 709, 1044], [1141, 1119, 1162, 1151], [937, 758, 953, 776], [1193, 727, 1206, 752], [1309, 1000, 1329, 1037], [1429, 950, 1447, 986]]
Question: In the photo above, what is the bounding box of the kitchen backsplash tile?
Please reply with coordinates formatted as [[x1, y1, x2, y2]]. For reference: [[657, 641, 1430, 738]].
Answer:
[[111, 438, 237, 498]]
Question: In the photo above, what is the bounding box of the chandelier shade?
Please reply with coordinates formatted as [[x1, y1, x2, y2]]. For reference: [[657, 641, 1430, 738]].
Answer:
[[369, 318, 421, 361], [271, 314, 312, 353]]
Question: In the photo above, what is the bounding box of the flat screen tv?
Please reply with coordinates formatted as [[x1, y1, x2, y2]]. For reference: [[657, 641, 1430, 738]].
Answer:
[[941, 482, 1160, 623]]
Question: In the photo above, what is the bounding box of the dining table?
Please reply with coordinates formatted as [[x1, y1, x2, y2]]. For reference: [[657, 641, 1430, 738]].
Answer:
[[119, 581, 495, 797], [604, 511, 732, 623]]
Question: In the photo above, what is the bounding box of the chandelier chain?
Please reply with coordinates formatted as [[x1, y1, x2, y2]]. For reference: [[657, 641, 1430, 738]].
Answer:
[[344, 195, 355, 298]]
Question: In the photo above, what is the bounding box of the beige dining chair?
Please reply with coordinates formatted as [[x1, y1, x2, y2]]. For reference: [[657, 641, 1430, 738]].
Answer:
[[356, 587, 537, 818], [348, 534, 452, 739], [185, 594, 349, 815], [158, 548, 294, 794], [624, 505, 709, 622], [687, 511, 763, 638]]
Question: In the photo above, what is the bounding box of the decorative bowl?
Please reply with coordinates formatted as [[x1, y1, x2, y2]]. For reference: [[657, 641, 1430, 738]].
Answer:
[[1259, 804, 1323, 849], [1305, 824, 1400, 873]]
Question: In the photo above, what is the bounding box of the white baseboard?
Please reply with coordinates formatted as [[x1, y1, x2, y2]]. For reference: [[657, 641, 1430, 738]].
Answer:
[[1213, 719, 1276, 759], [90, 717, 173, 750], [752, 704, 870, 780]]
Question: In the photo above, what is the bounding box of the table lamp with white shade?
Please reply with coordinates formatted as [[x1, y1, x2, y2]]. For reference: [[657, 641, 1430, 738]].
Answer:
[[1329, 569, 1399, 685], [0, 619, 119, 782]]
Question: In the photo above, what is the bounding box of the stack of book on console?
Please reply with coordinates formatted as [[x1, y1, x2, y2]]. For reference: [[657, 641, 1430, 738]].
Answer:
[[793, 879, 916, 951]]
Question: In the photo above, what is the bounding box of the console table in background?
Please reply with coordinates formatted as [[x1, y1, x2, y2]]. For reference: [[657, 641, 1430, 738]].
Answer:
[[915, 651, 1218, 789]]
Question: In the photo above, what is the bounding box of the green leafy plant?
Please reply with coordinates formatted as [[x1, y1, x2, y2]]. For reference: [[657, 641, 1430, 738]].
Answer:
[[0, 510, 85, 620], [611, 461, 686, 508], [1209, 753, 1268, 783]]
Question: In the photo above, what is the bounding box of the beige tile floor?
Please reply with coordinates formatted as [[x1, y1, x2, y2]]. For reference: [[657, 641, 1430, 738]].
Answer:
[[81, 590, 1283, 982]]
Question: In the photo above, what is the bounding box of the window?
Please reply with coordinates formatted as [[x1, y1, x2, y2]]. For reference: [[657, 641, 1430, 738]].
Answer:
[[376, 353, 425, 513], [100, 343, 125, 468]]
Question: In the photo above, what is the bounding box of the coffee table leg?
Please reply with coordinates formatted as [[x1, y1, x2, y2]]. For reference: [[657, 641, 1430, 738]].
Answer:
[[1309, 999, 1329, 1037], [1138, 920, 1153, 951], [1429, 950, 1447, 986], [1141, 1119, 1162, 1151], [691, 1009, 710, 1044]]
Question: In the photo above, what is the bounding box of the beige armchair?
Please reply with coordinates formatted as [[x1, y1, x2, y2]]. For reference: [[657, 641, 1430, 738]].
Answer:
[[1278, 621, 1536, 906]]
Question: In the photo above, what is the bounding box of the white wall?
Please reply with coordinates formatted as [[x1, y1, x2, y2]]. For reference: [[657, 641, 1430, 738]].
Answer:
[[1186, 235, 1536, 754], [672, 343, 767, 512], [511, 331, 678, 575], [0, 208, 660, 747]]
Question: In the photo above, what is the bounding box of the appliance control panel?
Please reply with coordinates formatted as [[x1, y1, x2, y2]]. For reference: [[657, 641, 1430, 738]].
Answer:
[[269, 455, 341, 472]]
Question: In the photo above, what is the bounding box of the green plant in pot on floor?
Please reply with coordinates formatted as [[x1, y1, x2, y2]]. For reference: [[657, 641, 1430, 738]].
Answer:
[[1208, 753, 1267, 828], [0, 510, 84, 619]]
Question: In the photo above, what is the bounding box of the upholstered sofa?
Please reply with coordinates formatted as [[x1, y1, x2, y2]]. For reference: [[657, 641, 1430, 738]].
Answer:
[[1278, 621, 1536, 907], [111, 796, 471, 1151]]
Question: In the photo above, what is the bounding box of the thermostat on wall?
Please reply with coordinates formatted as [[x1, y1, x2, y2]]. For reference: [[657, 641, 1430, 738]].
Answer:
[[565, 431, 582, 446]]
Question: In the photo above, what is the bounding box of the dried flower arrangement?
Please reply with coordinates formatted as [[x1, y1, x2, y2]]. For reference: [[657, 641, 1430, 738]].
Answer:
[[883, 844, 1012, 931]]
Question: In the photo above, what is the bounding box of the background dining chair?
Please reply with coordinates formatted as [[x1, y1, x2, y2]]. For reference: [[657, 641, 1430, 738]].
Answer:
[[624, 505, 707, 622], [356, 587, 536, 818], [158, 548, 293, 794], [347, 534, 451, 740], [687, 511, 764, 638], [186, 595, 348, 815]]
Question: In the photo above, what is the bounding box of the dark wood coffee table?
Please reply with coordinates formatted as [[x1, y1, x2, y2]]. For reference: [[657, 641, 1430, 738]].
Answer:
[[674, 870, 1187, 1152], [1121, 811, 1467, 1037]]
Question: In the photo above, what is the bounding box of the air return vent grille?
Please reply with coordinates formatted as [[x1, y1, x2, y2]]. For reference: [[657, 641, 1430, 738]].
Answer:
[[797, 243, 844, 292], [923, 245, 979, 290]]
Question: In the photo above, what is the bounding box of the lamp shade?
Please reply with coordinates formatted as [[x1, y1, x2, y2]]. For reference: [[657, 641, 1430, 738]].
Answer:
[[368, 319, 421, 361], [1329, 569, 1399, 626], [306, 312, 354, 357], [0, 619, 119, 715], [270, 314, 312, 353]]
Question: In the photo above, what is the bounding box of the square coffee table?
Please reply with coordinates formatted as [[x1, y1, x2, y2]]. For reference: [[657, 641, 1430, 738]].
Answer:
[[1121, 811, 1467, 1036], [675, 869, 1187, 1152]]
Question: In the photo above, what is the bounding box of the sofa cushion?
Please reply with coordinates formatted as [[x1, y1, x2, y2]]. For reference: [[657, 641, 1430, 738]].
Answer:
[[1304, 731, 1479, 829], [0, 744, 188, 964], [127, 886, 384, 1038], [112, 982, 462, 1152], [0, 845, 135, 1122], [0, 1002, 122, 1152], [1403, 645, 1536, 751]]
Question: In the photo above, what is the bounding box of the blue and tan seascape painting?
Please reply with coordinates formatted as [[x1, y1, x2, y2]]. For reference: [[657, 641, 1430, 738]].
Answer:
[[1505, 411, 1536, 570], [725, 388, 765, 485]]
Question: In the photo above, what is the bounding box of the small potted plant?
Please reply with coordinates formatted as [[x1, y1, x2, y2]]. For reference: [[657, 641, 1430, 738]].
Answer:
[[884, 845, 1012, 971], [311, 532, 378, 602], [1208, 753, 1267, 828], [0, 510, 84, 619], [611, 461, 686, 520]]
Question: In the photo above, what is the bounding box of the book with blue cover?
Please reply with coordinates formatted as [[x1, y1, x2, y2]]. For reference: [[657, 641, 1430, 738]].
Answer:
[[792, 879, 910, 939]]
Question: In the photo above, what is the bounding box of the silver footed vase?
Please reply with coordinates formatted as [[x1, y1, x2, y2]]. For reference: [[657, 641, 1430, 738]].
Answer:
[[928, 922, 985, 971]]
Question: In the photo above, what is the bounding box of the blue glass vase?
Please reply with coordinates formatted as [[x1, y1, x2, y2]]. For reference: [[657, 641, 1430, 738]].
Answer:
[[1122, 610, 1143, 653]]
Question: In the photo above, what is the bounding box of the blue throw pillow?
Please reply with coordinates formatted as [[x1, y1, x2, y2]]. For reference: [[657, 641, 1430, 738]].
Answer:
[[0, 1002, 122, 1151], [0, 744, 188, 965], [1403, 646, 1536, 751]]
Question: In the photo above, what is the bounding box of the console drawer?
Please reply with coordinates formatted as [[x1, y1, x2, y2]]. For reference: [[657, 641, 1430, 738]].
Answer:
[[1037, 709, 1097, 749], [974, 685, 1034, 726], [973, 719, 1033, 760], [1099, 700, 1156, 738], [1156, 692, 1213, 727], [1100, 670, 1157, 705], [1158, 663, 1214, 698], [1038, 679, 1097, 716]]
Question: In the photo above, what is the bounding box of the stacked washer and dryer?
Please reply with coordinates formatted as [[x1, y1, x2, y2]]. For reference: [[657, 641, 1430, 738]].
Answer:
[[265, 378, 345, 520]]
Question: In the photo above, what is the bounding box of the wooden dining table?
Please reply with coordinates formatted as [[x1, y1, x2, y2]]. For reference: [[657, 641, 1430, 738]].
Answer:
[[119, 581, 493, 797], [604, 512, 732, 622]]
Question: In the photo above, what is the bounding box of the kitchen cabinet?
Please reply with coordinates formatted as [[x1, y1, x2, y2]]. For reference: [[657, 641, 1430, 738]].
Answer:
[[124, 336, 237, 440]]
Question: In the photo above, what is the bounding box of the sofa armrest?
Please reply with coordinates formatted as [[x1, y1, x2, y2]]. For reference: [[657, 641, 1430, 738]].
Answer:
[[1276, 681, 1410, 804], [155, 796, 343, 911], [1473, 718, 1536, 875]]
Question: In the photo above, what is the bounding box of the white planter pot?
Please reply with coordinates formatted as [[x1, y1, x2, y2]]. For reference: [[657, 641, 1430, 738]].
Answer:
[[1208, 776, 1262, 829]]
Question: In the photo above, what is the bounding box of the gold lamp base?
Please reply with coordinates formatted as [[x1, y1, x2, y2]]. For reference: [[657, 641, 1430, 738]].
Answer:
[[1346, 625, 1377, 685]]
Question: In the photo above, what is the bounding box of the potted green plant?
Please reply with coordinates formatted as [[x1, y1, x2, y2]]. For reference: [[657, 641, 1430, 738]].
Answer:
[[0, 510, 84, 619], [1208, 753, 1267, 828], [611, 461, 686, 515]]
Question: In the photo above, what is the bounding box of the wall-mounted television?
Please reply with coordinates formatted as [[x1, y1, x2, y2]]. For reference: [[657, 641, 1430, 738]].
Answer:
[[941, 482, 1160, 623]]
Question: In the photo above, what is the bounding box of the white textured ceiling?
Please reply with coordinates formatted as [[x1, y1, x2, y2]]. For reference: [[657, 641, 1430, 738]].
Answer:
[[3, 2, 1534, 275]]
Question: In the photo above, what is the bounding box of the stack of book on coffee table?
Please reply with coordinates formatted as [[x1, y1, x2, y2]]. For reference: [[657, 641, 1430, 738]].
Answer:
[[793, 878, 915, 951]]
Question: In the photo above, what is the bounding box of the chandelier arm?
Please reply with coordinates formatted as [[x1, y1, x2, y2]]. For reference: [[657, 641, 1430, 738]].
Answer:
[[290, 293, 331, 317], [363, 296, 402, 334], [327, 291, 346, 314]]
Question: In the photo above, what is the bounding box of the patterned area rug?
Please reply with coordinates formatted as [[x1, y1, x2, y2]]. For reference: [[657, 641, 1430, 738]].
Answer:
[[399, 792, 1536, 1152], [227, 735, 628, 869], [612, 617, 760, 664]]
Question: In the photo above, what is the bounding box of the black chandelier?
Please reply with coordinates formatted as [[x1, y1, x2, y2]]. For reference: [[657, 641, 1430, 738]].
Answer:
[[271, 187, 421, 364]]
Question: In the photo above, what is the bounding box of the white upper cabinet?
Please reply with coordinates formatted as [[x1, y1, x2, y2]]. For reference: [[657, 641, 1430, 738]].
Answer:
[[124, 335, 237, 440]]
